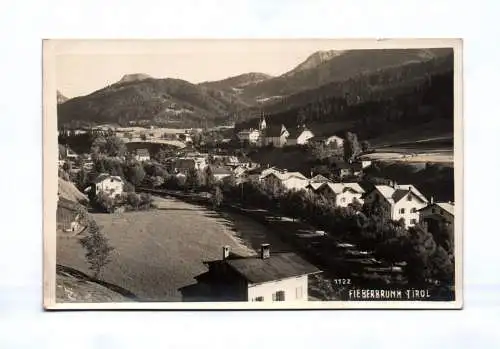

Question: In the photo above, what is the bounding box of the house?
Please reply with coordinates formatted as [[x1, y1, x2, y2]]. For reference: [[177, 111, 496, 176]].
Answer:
[[363, 184, 428, 228], [305, 181, 325, 193], [360, 160, 372, 169], [211, 166, 233, 182], [56, 197, 86, 234], [311, 182, 365, 207], [179, 244, 321, 302], [84, 173, 124, 199], [262, 124, 289, 148], [237, 129, 261, 145], [419, 201, 455, 233], [333, 161, 363, 178], [324, 135, 344, 148], [173, 157, 208, 173], [309, 174, 330, 184], [258, 167, 282, 181], [262, 170, 309, 191], [286, 127, 315, 146], [135, 148, 150, 162], [233, 165, 248, 178]]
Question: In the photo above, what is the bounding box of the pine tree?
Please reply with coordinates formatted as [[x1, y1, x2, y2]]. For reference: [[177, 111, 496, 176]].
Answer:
[[79, 219, 114, 280]]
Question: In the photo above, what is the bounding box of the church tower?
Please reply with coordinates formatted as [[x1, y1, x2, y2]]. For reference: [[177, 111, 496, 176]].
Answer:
[[259, 112, 267, 131]]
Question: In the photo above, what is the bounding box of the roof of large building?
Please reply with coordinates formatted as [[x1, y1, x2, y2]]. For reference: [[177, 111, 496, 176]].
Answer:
[[372, 184, 428, 204], [211, 166, 233, 176], [264, 171, 308, 181], [419, 202, 454, 216], [287, 127, 312, 139], [264, 124, 287, 138], [319, 182, 365, 194], [310, 174, 330, 183], [221, 252, 320, 284]]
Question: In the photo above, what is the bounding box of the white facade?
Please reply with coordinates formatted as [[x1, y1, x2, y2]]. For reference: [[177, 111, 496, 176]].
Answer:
[[237, 129, 261, 144], [262, 171, 308, 191], [287, 130, 315, 146], [248, 275, 308, 302], [364, 184, 428, 228], [316, 182, 365, 207], [95, 176, 124, 198], [281, 174, 309, 191], [392, 193, 428, 227]]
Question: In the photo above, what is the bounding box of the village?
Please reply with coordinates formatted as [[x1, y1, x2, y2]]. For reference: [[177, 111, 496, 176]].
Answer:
[[56, 113, 455, 303]]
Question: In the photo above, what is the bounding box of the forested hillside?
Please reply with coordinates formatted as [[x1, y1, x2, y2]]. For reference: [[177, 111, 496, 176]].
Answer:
[[57, 77, 248, 128], [236, 52, 454, 142]]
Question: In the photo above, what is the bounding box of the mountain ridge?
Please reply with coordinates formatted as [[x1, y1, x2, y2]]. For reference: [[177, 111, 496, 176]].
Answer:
[[57, 48, 454, 133]]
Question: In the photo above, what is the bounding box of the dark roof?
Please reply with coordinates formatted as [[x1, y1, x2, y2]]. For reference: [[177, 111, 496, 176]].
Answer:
[[211, 166, 233, 175], [246, 167, 263, 175], [287, 127, 309, 139], [392, 189, 411, 203], [264, 124, 286, 138], [223, 252, 320, 284]]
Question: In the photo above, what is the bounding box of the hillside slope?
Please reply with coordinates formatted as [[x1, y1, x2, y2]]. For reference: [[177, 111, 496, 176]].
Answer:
[[57, 77, 248, 128], [238, 48, 452, 103], [236, 52, 454, 143]]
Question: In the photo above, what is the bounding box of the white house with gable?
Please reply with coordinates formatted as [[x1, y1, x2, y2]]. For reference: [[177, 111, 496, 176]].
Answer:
[[363, 184, 428, 228], [286, 126, 315, 146], [307, 182, 365, 207], [85, 173, 124, 199]]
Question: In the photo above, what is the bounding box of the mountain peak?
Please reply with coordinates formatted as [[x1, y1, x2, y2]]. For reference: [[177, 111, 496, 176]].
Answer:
[[118, 73, 153, 84], [286, 50, 346, 75]]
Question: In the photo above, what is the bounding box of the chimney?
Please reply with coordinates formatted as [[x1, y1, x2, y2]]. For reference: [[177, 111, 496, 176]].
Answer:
[[222, 245, 230, 260], [260, 243, 270, 259]]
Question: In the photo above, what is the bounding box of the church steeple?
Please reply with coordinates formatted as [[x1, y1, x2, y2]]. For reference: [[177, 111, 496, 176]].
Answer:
[[259, 111, 267, 131]]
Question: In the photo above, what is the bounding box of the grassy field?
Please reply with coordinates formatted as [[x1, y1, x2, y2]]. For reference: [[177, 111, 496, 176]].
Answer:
[[57, 196, 292, 302]]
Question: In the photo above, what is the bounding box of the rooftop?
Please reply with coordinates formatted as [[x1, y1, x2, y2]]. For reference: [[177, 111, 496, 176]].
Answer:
[[419, 202, 455, 216], [372, 184, 428, 204], [287, 126, 311, 139], [322, 182, 365, 194], [214, 252, 320, 284], [264, 124, 287, 138]]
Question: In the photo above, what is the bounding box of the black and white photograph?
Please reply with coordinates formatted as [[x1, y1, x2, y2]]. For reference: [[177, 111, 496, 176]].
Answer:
[[43, 39, 463, 309]]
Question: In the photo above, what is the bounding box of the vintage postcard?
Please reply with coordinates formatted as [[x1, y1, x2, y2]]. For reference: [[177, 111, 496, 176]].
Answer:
[[43, 39, 463, 310]]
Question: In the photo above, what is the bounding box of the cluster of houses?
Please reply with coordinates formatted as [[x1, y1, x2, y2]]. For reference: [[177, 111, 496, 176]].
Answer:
[[236, 115, 344, 148]]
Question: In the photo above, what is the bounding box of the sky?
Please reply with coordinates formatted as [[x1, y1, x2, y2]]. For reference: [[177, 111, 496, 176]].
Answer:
[[54, 39, 354, 98]]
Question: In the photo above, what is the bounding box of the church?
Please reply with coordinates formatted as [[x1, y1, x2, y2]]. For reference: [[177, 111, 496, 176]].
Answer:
[[236, 114, 290, 148]]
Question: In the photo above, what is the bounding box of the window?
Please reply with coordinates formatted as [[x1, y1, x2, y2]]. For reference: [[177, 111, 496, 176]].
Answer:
[[432, 208, 436, 214], [407, 194, 412, 201], [410, 208, 417, 213], [410, 219, 417, 225], [340, 197, 346, 203], [399, 208, 405, 214], [296, 286, 303, 299], [253, 296, 264, 302], [272, 291, 285, 301]]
